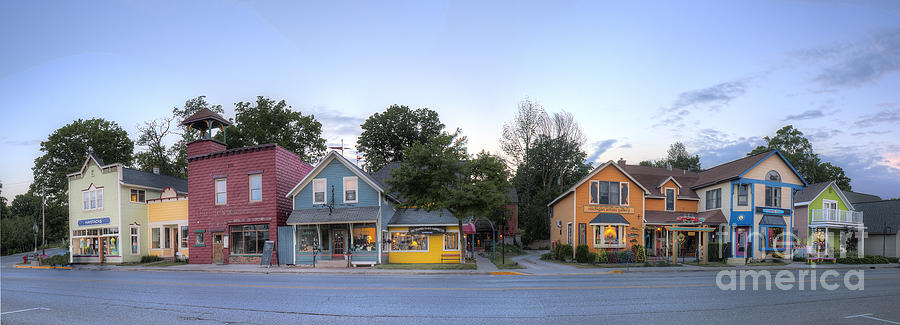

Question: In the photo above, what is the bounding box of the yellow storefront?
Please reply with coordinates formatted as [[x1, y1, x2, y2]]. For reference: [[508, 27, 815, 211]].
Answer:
[[147, 187, 189, 260], [387, 208, 462, 264]]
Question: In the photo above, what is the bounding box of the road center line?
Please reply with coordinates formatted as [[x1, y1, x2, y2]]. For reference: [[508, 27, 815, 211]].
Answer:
[[845, 314, 900, 324], [1, 307, 51, 315]]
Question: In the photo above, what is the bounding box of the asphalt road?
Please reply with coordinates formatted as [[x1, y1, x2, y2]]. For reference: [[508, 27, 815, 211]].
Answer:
[[2, 261, 900, 324]]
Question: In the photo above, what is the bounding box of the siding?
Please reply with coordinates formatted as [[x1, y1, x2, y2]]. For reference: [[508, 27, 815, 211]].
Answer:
[[387, 226, 461, 263], [743, 155, 803, 185], [550, 193, 574, 247], [293, 159, 379, 209]]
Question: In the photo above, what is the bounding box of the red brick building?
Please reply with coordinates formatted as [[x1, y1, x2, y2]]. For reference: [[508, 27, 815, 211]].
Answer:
[[183, 109, 312, 264]]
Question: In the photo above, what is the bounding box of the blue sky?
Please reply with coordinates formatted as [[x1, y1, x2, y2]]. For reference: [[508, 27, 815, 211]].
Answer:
[[2, 1, 899, 200]]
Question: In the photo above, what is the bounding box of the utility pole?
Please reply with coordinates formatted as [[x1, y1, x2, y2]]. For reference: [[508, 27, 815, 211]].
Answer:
[[41, 187, 46, 255]]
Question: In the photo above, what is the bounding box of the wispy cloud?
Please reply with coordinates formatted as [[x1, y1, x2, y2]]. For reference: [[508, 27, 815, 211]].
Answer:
[[783, 109, 825, 121], [671, 81, 747, 112], [806, 29, 900, 88], [1, 139, 41, 146], [807, 129, 843, 141], [306, 107, 366, 140], [689, 128, 763, 168], [618, 143, 632, 149], [586, 139, 618, 164], [854, 108, 900, 128]]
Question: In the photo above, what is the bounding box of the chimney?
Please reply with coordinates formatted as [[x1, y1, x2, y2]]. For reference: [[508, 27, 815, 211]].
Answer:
[[186, 139, 227, 158], [617, 158, 626, 166], [152, 166, 160, 175]]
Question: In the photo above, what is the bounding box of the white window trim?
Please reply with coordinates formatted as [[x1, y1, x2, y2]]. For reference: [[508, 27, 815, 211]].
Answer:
[[443, 230, 460, 251], [180, 225, 189, 248], [343, 176, 359, 204], [215, 178, 227, 205], [665, 187, 676, 211], [567, 222, 573, 245], [82, 185, 104, 211], [313, 178, 327, 205], [388, 231, 430, 252], [151, 227, 162, 250], [129, 189, 146, 204], [590, 180, 624, 206], [737, 184, 749, 206], [593, 225, 627, 248], [822, 199, 838, 210], [130, 225, 140, 255], [249, 174, 263, 202]]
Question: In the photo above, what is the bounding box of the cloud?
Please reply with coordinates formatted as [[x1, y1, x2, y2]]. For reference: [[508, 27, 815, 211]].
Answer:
[[586, 139, 618, 164], [689, 129, 763, 168], [808, 29, 900, 88], [782, 109, 825, 121], [822, 150, 900, 199], [306, 107, 366, 140], [806, 129, 842, 141], [618, 143, 632, 149], [1, 139, 41, 146], [670, 81, 747, 112], [854, 108, 900, 128], [851, 130, 891, 136]]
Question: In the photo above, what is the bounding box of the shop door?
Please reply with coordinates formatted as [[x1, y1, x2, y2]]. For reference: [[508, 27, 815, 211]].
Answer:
[[735, 227, 749, 257], [332, 229, 346, 256], [212, 232, 224, 264], [172, 228, 179, 256]]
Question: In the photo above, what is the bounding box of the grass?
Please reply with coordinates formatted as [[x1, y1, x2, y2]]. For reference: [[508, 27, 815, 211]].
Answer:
[[686, 261, 732, 267], [374, 263, 477, 270], [747, 261, 789, 266], [144, 260, 188, 267], [548, 259, 682, 268]]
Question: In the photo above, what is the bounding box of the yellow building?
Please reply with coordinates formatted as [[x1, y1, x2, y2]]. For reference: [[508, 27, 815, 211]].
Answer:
[[387, 209, 462, 264], [147, 187, 189, 260]]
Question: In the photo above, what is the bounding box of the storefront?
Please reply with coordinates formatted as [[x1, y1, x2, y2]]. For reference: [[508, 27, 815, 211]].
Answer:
[[71, 217, 122, 263], [387, 208, 462, 264], [644, 210, 727, 261], [293, 222, 379, 265], [147, 190, 189, 260]]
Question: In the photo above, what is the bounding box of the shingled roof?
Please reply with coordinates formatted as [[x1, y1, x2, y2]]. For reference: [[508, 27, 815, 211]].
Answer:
[[181, 108, 231, 126], [843, 191, 882, 204], [122, 168, 188, 194], [691, 150, 774, 189], [857, 200, 900, 234], [622, 164, 700, 198], [794, 181, 834, 204]]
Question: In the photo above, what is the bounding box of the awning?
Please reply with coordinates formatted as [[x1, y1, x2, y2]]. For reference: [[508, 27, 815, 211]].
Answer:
[[644, 210, 727, 226], [286, 206, 378, 225], [589, 213, 629, 225], [462, 222, 477, 234], [760, 215, 787, 226]]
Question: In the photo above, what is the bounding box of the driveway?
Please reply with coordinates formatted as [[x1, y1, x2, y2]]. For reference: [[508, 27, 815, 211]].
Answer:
[[511, 250, 582, 274]]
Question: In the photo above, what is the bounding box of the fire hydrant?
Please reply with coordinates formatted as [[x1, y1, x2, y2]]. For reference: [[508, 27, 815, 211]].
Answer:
[[23, 255, 28, 264]]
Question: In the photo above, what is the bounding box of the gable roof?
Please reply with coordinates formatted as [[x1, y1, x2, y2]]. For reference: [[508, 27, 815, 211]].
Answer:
[[286, 150, 385, 198], [857, 200, 900, 234], [622, 164, 700, 199], [371, 161, 403, 200], [548, 160, 651, 207], [181, 108, 231, 126], [794, 181, 833, 205], [122, 168, 188, 194], [692, 149, 807, 189], [389, 208, 458, 226], [67, 153, 119, 177], [843, 191, 882, 204]]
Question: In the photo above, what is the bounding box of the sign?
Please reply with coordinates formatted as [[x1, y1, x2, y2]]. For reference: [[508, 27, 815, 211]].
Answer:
[[78, 217, 110, 227], [583, 205, 634, 214], [755, 207, 791, 216], [260, 241, 275, 266], [409, 226, 446, 235], [676, 215, 706, 225]]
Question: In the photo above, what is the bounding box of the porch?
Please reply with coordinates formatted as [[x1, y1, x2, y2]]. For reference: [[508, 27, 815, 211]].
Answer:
[[286, 206, 382, 267], [811, 209, 863, 225]]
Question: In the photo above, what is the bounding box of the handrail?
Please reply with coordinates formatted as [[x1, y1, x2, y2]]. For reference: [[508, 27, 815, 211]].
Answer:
[[810, 209, 863, 224]]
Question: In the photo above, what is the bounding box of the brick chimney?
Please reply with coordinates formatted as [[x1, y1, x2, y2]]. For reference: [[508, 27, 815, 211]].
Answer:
[[187, 139, 226, 158], [152, 166, 160, 174]]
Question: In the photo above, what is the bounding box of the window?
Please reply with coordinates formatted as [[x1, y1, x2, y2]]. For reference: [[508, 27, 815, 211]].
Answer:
[[444, 232, 459, 250], [130, 189, 146, 203], [737, 184, 749, 206], [578, 223, 586, 245], [215, 178, 227, 205], [391, 232, 428, 251], [767, 170, 781, 182], [230, 224, 270, 255], [151, 228, 161, 249], [313, 178, 326, 204], [297, 225, 319, 252], [352, 223, 376, 251], [164, 228, 171, 249], [195, 232, 204, 246], [590, 181, 622, 205], [249, 174, 262, 202], [594, 225, 624, 247], [665, 188, 675, 211], [765, 186, 781, 207], [567, 223, 573, 245], [82, 186, 103, 211], [705, 189, 721, 210], [180, 226, 188, 248], [130, 226, 139, 255], [343, 177, 358, 203], [765, 227, 785, 250]]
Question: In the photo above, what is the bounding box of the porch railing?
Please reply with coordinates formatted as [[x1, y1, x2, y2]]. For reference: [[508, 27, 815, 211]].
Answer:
[[810, 209, 863, 224]]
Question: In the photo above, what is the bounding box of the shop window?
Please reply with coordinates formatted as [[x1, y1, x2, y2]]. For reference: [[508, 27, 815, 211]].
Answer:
[[82, 186, 103, 211], [195, 232, 205, 246], [567, 223, 573, 245], [665, 188, 675, 211], [180, 226, 189, 248], [151, 228, 161, 249], [313, 178, 326, 204], [444, 232, 459, 250], [391, 232, 428, 251], [765, 227, 785, 250], [130, 189, 146, 203], [705, 188, 721, 209], [578, 223, 586, 245], [164, 228, 171, 249], [105, 236, 119, 256], [765, 186, 781, 207], [130, 226, 139, 255], [352, 223, 376, 251], [297, 225, 319, 252], [249, 174, 262, 202], [215, 178, 227, 205], [590, 181, 621, 205], [737, 184, 749, 206], [343, 177, 358, 203], [230, 224, 270, 255], [594, 225, 624, 247]]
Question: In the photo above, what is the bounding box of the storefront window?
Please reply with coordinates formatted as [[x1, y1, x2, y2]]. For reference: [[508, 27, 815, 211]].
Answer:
[[131, 226, 139, 255], [297, 225, 319, 252], [391, 232, 428, 251], [766, 227, 785, 250], [594, 225, 622, 247], [230, 224, 269, 255], [72, 227, 119, 256], [352, 223, 376, 251], [444, 232, 459, 250], [180, 226, 189, 248], [152, 228, 161, 249]]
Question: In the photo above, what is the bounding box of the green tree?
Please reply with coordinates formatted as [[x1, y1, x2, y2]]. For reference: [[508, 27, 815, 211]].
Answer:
[[357, 105, 445, 172], [225, 96, 326, 161], [171, 96, 225, 178], [134, 117, 177, 176], [638, 142, 702, 172], [748, 125, 851, 190], [0, 182, 10, 219]]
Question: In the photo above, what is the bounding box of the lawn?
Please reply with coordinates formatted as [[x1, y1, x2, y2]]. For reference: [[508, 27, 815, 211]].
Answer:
[[144, 261, 189, 267], [375, 263, 477, 270], [747, 261, 789, 266], [686, 261, 732, 267], [549, 259, 683, 268], [491, 257, 524, 269]]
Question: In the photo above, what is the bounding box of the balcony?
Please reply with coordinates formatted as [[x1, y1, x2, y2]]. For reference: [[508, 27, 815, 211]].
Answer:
[[810, 209, 863, 225]]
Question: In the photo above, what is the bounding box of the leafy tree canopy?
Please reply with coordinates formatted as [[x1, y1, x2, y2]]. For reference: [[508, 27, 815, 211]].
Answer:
[[748, 125, 851, 190], [357, 104, 444, 173], [638, 142, 702, 172], [223, 96, 327, 162]]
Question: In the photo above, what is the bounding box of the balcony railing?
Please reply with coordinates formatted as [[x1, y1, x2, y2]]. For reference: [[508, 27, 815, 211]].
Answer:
[[811, 209, 863, 224]]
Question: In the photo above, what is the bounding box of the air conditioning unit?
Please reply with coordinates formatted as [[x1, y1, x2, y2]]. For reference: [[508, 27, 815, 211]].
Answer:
[[556, 220, 562, 228]]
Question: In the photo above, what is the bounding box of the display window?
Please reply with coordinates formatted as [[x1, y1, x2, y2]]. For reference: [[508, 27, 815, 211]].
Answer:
[[297, 225, 319, 252], [391, 232, 428, 251], [72, 226, 120, 256], [352, 224, 376, 252], [593, 225, 625, 248]]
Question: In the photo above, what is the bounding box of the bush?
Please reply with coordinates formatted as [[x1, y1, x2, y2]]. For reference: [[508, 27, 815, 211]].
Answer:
[[617, 251, 628, 264], [587, 252, 599, 264], [575, 245, 591, 263], [40, 253, 70, 266], [836, 255, 897, 264], [141, 255, 163, 263], [540, 252, 552, 260], [708, 242, 727, 261], [631, 244, 646, 263], [597, 250, 609, 264], [557, 244, 573, 261], [793, 256, 807, 262]]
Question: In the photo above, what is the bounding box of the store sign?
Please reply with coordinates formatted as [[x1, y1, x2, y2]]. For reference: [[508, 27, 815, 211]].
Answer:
[[676, 215, 706, 225], [583, 205, 634, 214], [755, 207, 791, 215], [78, 217, 110, 226], [409, 226, 446, 235]]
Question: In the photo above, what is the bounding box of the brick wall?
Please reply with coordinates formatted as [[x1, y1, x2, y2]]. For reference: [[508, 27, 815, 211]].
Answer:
[[186, 139, 226, 158]]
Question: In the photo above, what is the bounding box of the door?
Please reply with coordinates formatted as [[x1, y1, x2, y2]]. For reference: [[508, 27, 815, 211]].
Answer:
[[332, 229, 346, 256], [212, 232, 224, 264], [172, 228, 179, 256], [735, 227, 749, 257]]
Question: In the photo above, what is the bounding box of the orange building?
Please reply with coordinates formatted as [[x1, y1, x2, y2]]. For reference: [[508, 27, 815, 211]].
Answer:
[[548, 160, 650, 258]]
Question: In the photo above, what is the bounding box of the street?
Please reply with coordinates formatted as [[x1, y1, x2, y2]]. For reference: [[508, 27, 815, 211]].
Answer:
[[2, 258, 900, 324]]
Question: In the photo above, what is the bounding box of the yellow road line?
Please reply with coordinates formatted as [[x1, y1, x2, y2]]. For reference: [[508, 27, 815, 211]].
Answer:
[[13, 265, 72, 270]]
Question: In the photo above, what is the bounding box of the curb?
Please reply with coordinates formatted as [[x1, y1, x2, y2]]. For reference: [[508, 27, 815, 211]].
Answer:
[[14, 264, 72, 270], [83, 266, 497, 276]]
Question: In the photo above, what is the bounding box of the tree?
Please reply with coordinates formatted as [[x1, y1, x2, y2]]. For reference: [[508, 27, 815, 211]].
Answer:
[[0, 182, 9, 219], [357, 105, 445, 172], [171, 96, 225, 178], [387, 132, 510, 263], [225, 96, 327, 161], [134, 117, 176, 175], [638, 142, 702, 172], [500, 98, 546, 170], [749, 125, 851, 190]]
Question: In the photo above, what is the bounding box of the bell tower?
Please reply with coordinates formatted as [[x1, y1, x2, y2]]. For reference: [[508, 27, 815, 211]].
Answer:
[[181, 108, 231, 157]]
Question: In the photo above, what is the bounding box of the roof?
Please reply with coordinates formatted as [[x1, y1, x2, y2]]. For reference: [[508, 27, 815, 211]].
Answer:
[[794, 181, 833, 204], [286, 150, 388, 200], [857, 200, 900, 234], [181, 108, 231, 127], [622, 164, 700, 198], [122, 168, 188, 193], [389, 208, 458, 226], [588, 213, 630, 225], [548, 160, 651, 207], [186, 143, 274, 161], [286, 206, 379, 224], [843, 191, 883, 204], [760, 215, 787, 226], [692, 150, 773, 189], [370, 161, 403, 200], [89, 153, 105, 167], [644, 210, 726, 226]]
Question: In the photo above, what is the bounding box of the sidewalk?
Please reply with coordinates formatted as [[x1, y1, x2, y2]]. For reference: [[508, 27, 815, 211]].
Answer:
[[72, 263, 496, 275]]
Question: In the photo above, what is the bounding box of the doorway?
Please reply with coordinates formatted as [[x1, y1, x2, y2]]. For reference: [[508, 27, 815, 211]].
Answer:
[[332, 228, 346, 257], [212, 232, 224, 264], [735, 226, 750, 257], [171, 227, 179, 256]]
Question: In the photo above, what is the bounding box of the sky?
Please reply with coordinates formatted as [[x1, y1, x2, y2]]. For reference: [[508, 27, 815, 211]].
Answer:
[[2, 0, 900, 201]]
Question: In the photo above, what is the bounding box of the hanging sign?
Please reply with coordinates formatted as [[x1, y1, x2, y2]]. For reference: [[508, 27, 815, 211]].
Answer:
[[78, 217, 110, 226], [583, 206, 634, 214], [409, 226, 446, 235]]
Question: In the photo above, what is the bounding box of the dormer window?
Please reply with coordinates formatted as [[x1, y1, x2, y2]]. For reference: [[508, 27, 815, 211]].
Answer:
[[665, 188, 675, 211], [767, 170, 781, 182]]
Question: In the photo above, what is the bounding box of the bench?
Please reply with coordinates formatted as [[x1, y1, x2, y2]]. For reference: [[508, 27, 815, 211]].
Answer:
[[807, 257, 836, 264], [441, 254, 460, 264]]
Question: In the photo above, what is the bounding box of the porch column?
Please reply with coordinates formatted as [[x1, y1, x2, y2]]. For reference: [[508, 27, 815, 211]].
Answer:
[[672, 230, 677, 265], [858, 225, 865, 258]]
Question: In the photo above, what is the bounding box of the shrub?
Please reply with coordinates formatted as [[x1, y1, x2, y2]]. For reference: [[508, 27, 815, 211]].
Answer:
[[557, 244, 573, 261], [631, 244, 646, 263], [587, 252, 599, 264], [540, 252, 552, 261], [656, 260, 671, 267], [40, 253, 70, 266], [141, 255, 163, 263], [597, 250, 609, 264], [793, 256, 807, 262], [617, 251, 628, 264], [575, 245, 591, 263]]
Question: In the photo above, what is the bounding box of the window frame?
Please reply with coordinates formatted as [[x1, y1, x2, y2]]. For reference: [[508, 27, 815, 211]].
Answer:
[[590, 180, 623, 205], [762, 225, 786, 251], [151, 227, 161, 249], [705, 188, 722, 210], [665, 188, 676, 211], [130, 189, 146, 203], [312, 178, 327, 205], [765, 186, 781, 207], [249, 173, 263, 202], [130, 225, 140, 255], [164, 227, 171, 249], [180, 226, 189, 248], [343, 176, 358, 204], [593, 225, 626, 248], [390, 231, 429, 252], [737, 184, 749, 206], [215, 178, 227, 205], [567, 222, 573, 245], [578, 223, 586, 245], [443, 231, 460, 251], [767, 170, 781, 182], [229, 224, 270, 255], [82, 186, 104, 211]]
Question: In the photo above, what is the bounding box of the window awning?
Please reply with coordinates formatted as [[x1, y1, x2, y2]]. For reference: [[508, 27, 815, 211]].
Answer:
[[760, 215, 787, 226], [589, 213, 630, 225]]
